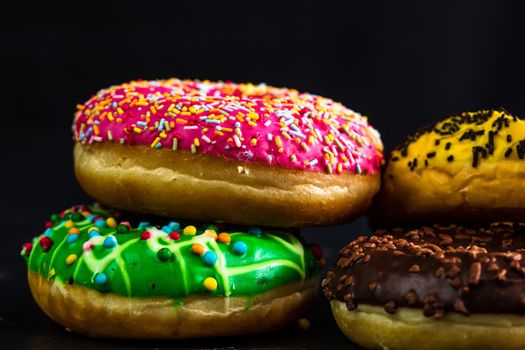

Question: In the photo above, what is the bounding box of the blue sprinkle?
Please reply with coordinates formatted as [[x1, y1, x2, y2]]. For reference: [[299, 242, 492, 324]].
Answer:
[[88, 230, 100, 239], [203, 251, 218, 266], [168, 221, 180, 231], [94, 272, 108, 286], [87, 214, 97, 222], [94, 219, 107, 228], [235, 122, 241, 128], [103, 235, 118, 249], [248, 227, 262, 236], [138, 221, 150, 230], [67, 234, 79, 244], [233, 241, 248, 255], [161, 225, 172, 234], [44, 228, 53, 237]]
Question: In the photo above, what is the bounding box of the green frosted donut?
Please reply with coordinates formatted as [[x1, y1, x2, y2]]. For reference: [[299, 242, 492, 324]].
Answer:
[[21, 204, 320, 298]]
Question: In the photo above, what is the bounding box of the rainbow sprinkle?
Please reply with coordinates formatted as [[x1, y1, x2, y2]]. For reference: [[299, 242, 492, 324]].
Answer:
[[74, 79, 383, 175]]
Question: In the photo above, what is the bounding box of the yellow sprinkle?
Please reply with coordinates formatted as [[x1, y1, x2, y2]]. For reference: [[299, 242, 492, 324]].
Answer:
[[194, 138, 200, 147], [275, 136, 282, 147], [48, 268, 56, 278], [66, 254, 77, 266], [248, 121, 257, 127], [191, 144, 197, 154], [176, 118, 188, 124], [107, 130, 113, 141], [117, 107, 124, 115], [93, 124, 100, 136], [203, 277, 218, 291], [167, 104, 175, 112], [133, 127, 143, 134], [106, 217, 117, 229], [183, 225, 197, 236], [151, 137, 161, 148], [76, 104, 85, 110], [159, 131, 167, 139], [88, 227, 99, 233], [181, 111, 191, 116], [64, 220, 75, 229], [172, 138, 178, 151], [107, 112, 115, 121], [221, 127, 233, 132], [290, 154, 297, 162], [301, 142, 309, 151], [150, 106, 157, 114]]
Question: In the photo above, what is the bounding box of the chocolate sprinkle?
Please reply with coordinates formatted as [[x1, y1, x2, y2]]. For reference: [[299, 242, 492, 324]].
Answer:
[[323, 223, 525, 318]]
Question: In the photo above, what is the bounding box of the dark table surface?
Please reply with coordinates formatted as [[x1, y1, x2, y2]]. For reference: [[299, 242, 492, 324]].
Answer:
[[0, 129, 368, 349]]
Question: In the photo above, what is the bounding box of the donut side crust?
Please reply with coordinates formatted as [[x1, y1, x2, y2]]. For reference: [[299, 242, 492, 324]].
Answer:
[[331, 301, 525, 350], [29, 271, 319, 338], [74, 143, 380, 227], [373, 159, 525, 226]]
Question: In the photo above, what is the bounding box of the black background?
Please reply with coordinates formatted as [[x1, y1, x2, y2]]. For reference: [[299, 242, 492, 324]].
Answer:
[[1, 1, 525, 349]]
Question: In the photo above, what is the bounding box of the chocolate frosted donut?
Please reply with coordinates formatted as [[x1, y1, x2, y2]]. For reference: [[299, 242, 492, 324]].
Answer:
[[323, 224, 525, 350]]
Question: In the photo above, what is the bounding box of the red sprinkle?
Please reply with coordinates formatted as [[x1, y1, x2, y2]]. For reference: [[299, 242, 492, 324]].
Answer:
[[23, 242, 33, 255], [44, 221, 53, 228], [141, 231, 151, 240], [169, 232, 181, 240], [39, 237, 53, 252], [310, 244, 323, 260]]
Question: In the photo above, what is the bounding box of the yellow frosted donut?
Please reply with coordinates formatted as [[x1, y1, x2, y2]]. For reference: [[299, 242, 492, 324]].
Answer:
[[373, 108, 525, 225]]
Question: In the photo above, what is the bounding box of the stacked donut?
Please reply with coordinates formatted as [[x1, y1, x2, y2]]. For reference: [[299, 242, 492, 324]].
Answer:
[[20, 79, 384, 338], [323, 109, 525, 350]]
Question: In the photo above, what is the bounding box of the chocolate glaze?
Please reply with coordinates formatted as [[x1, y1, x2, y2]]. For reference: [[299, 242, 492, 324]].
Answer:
[[323, 224, 525, 318]]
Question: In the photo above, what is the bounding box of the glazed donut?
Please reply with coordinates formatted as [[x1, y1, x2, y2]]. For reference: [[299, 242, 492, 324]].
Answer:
[[373, 108, 525, 226], [322, 223, 525, 350], [73, 79, 383, 227], [21, 204, 320, 338]]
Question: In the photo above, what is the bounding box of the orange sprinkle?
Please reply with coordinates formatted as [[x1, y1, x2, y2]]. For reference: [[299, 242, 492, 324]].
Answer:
[[192, 243, 205, 255]]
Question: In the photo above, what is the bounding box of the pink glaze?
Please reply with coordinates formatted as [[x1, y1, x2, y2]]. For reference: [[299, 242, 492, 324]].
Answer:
[[74, 79, 383, 174]]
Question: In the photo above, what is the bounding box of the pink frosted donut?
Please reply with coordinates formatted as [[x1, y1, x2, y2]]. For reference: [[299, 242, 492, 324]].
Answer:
[[73, 79, 383, 227]]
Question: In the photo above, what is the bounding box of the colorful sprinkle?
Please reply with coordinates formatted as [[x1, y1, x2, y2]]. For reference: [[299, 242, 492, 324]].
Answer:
[[64, 220, 75, 229], [191, 243, 205, 255], [217, 232, 231, 244], [74, 79, 383, 175], [106, 217, 117, 228], [203, 277, 218, 291], [157, 248, 173, 262], [94, 272, 108, 286], [183, 225, 197, 236], [94, 219, 106, 228], [169, 232, 181, 240], [138, 221, 150, 230], [39, 237, 53, 252], [66, 234, 79, 244], [203, 251, 218, 266], [168, 221, 180, 231], [233, 241, 248, 255], [140, 231, 151, 240], [65, 254, 77, 266], [103, 235, 118, 249]]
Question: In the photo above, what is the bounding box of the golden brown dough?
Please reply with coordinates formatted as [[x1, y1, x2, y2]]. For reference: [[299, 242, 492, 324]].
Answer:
[[29, 271, 319, 339], [74, 143, 380, 227]]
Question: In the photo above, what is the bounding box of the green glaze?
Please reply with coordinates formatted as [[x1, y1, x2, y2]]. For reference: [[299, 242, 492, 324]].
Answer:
[[22, 204, 319, 298]]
